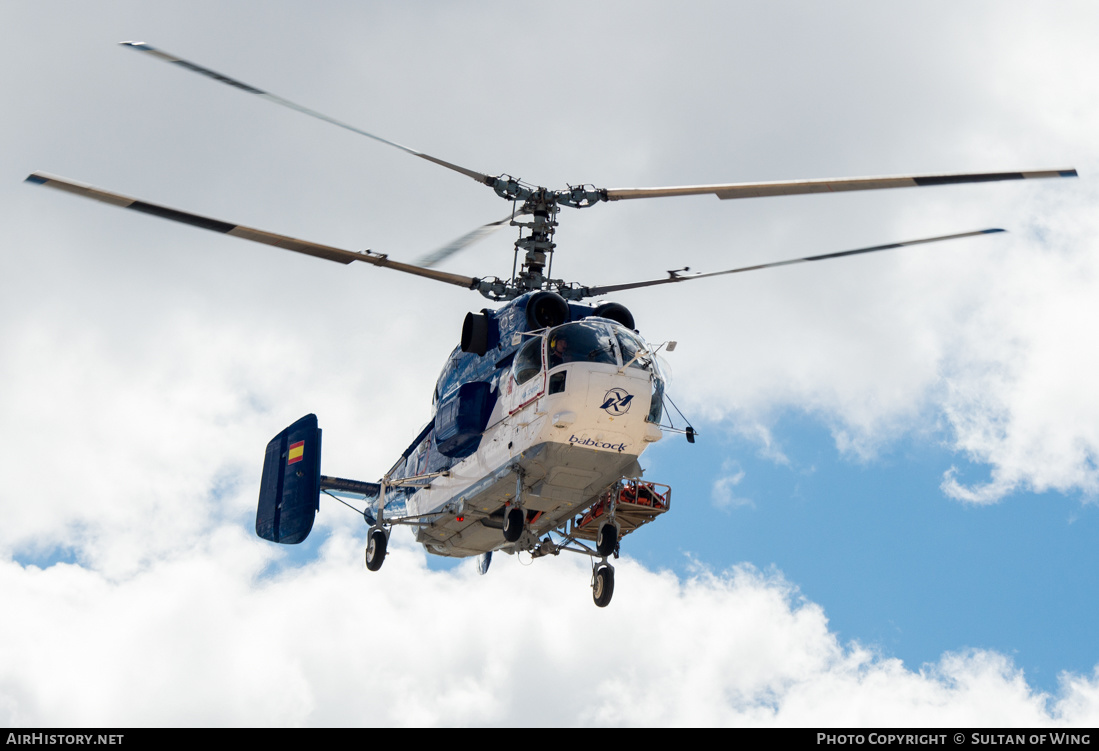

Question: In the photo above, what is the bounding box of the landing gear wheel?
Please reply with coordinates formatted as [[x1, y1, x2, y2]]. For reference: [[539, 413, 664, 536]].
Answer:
[[592, 565, 615, 608], [365, 528, 387, 571], [503, 507, 525, 543], [596, 523, 617, 557]]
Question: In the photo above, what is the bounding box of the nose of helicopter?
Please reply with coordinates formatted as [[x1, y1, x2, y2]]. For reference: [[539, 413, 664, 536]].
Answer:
[[540, 362, 661, 454]]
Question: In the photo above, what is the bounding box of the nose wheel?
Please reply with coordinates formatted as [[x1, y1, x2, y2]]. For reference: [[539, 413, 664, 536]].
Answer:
[[592, 564, 615, 608], [596, 522, 618, 557]]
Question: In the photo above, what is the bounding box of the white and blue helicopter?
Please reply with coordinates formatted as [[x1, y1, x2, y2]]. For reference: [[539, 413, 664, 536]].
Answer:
[[27, 43, 1077, 607]]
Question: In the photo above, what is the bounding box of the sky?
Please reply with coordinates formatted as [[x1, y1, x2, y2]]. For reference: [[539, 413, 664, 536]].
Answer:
[[2, 0, 1099, 727]]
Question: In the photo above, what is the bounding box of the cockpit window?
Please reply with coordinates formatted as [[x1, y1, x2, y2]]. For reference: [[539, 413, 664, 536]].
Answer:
[[546, 321, 618, 369], [512, 336, 543, 385], [615, 328, 651, 371]]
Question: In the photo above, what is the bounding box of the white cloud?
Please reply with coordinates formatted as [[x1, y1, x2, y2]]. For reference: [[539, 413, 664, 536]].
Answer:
[[712, 461, 752, 512], [937, 186, 1099, 503], [3, 541, 1098, 727]]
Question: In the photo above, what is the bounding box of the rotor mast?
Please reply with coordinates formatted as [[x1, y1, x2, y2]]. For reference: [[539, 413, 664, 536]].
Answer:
[[512, 191, 557, 294], [477, 178, 607, 301]]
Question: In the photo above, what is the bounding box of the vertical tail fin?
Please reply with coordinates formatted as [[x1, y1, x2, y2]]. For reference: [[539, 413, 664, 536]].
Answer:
[[257, 414, 322, 544]]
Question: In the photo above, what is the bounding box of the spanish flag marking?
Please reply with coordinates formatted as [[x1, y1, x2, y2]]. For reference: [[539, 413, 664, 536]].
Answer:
[[288, 440, 305, 465]]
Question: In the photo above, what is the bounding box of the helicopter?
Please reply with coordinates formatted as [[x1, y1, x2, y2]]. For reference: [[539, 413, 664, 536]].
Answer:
[[26, 42, 1078, 607]]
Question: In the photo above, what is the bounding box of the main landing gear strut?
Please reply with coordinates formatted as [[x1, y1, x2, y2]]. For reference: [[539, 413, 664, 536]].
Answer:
[[591, 522, 618, 608], [510, 476, 631, 608], [503, 468, 620, 607]]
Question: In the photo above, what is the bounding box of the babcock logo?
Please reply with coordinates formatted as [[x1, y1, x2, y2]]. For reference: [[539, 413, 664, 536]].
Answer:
[[569, 435, 627, 453], [600, 388, 633, 416]]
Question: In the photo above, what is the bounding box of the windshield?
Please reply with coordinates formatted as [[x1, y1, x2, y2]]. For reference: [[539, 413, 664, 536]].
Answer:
[[546, 321, 618, 369]]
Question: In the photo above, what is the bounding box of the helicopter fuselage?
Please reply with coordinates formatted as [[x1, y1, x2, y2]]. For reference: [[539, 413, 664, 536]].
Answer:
[[380, 293, 665, 558]]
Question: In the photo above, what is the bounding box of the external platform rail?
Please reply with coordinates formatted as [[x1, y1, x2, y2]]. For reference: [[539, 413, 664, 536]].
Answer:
[[572, 480, 671, 542]]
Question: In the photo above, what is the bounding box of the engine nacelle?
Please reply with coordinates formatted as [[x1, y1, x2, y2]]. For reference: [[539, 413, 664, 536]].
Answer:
[[526, 291, 570, 330], [461, 311, 492, 356], [592, 301, 635, 330]]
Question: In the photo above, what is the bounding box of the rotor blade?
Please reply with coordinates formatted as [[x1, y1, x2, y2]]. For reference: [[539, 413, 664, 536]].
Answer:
[[583, 228, 1004, 297], [415, 205, 533, 268], [119, 41, 493, 186], [416, 215, 513, 268], [603, 169, 1077, 201], [25, 172, 479, 290]]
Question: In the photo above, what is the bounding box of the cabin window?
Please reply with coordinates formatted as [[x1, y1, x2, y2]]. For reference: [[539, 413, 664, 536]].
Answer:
[[434, 348, 460, 403], [513, 336, 543, 385]]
